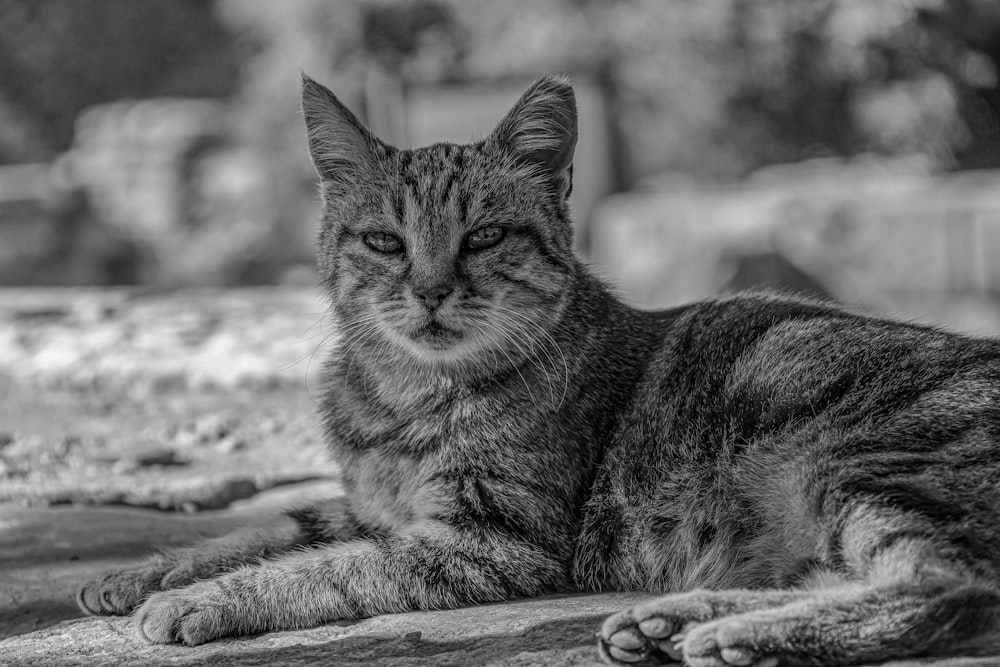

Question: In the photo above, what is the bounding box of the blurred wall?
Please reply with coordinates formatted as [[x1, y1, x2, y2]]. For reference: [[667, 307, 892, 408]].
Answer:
[[591, 156, 1000, 334]]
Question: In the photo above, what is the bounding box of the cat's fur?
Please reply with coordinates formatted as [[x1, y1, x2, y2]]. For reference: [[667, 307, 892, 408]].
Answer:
[[78, 75, 1000, 667]]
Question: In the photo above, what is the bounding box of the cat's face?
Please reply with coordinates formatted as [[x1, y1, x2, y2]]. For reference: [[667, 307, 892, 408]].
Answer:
[[303, 76, 579, 374]]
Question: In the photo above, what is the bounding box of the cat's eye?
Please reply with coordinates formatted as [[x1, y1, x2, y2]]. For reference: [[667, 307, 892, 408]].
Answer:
[[363, 232, 403, 254], [465, 226, 505, 251]]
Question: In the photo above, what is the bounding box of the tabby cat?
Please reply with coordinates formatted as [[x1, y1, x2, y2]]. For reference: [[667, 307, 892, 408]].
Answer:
[[78, 75, 1000, 667]]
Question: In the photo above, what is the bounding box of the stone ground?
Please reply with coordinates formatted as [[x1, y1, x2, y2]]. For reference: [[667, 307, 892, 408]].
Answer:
[[1, 287, 998, 666]]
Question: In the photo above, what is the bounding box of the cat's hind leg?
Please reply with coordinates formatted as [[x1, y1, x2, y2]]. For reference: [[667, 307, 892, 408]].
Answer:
[[600, 572, 1000, 667], [600, 506, 1000, 666], [676, 578, 1000, 667], [77, 498, 354, 616]]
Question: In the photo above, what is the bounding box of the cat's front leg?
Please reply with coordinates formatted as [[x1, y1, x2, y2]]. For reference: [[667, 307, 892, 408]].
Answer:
[[134, 522, 566, 645], [78, 516, 307, 617], [78, 498, 353, 616]]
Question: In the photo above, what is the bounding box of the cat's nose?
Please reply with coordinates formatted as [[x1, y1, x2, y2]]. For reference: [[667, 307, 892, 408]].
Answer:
[[412, 285, 453, 310]]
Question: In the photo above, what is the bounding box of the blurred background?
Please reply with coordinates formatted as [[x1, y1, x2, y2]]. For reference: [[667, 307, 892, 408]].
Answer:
[[4, 0, 1000, 325]]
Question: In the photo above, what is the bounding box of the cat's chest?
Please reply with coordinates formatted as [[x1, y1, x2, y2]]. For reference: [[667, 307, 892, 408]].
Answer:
[[367, 380, 495, 446], [338, 382, 525, 530]]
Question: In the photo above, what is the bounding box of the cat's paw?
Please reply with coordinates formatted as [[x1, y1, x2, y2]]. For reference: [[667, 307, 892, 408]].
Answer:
[[134, 582, 235, 646], [77, 557, 209, 616], [78, 564, 167, 616], [681, 618, 779, 667], [597, 590, 804, 666], [598, 596, 707, 665]]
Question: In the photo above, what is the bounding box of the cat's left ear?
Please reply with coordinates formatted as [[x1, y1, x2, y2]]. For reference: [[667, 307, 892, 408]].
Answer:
[[489, 75, 578, 199]]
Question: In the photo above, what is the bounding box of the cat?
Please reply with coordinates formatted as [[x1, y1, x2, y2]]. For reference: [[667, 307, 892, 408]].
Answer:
[[76, 74, 1000, 667]]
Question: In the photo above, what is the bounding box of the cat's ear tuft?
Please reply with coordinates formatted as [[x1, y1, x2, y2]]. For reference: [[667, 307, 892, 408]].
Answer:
[[301, 73, 384, 186], [489, 75, 578, 194]]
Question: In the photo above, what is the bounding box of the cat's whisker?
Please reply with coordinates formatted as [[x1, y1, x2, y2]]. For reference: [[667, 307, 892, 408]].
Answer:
[[339, 317, 388, 389], [325, 313, 384, 380], [489, 312, 557, 405], [495, 305, 570, 410], [493, 305, 571, 410], [477, 319, 538, 404], [371, 336, 409, 399], [300, 305, 354, 404], [284, 302, 340, 372], [288, 303, 338, 350], [342, 327, 380, 385], [334, 315, 383, 358], [489, 315, 558, 406], [490, 308, 566, 407]]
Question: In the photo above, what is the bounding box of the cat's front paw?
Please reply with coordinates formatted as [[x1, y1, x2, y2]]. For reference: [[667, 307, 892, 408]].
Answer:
[[134, 582, 235, 646], [598, 596, 703, 665], [78, 555, 227, 617], [78, 564, 167, 616], [682, 619, 779, 667]]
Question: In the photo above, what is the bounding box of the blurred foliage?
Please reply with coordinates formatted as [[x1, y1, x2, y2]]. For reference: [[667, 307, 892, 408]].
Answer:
[[0, 0, 244, 163], [215, 0, 1000, 178], [721, 0, 989, 171], [4, 0, 1000, 286], [441, 0, 998, 177], [2, 0, 999, 176]]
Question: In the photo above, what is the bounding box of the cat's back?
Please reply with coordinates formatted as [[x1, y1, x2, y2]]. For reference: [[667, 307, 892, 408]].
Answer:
[[627, 290, 1000, 467], [645, 290, 1000, 407]]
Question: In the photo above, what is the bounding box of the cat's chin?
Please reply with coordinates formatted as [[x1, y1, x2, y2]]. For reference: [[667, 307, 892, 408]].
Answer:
[[408, 345, 477, 367], [381, 323, 482, 369], [400, 339, 493, 372]]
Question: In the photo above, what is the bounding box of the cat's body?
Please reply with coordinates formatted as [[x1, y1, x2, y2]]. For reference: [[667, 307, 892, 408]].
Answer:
[[78, 75, 1000, 667]]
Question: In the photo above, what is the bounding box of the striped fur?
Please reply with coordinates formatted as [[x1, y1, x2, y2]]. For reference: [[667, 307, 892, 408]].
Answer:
[[78, 76, 1000, 666]]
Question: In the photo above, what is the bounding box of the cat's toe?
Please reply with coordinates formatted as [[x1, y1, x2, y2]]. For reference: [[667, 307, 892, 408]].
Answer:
[[611, 626, 647, 649], [77, 578, 107, 616], [135, 586, 231, 646], [598, 607, 686, 665], [637, 616, 674, 638], [77, 567, 164, 616], [682, 619, 778, 667]]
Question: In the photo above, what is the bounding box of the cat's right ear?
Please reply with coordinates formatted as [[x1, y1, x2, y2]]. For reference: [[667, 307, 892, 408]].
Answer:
[[301, 74, 383, 188], [488, 75, 578, 198]]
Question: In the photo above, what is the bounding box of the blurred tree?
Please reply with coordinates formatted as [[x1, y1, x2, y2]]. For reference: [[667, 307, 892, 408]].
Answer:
[[0, 0, 244, 163], [4, 0, 1000, 177], [724, 0, 975, 170], [214, 0, 372, 277], [919, 0, 1000, 168], [363, 0, 466, 80], [439, 0, 1000, 176]]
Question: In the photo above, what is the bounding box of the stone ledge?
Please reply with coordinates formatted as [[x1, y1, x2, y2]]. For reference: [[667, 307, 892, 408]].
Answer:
[[0, 594, 648, 667], [3, 506, 997, 667]]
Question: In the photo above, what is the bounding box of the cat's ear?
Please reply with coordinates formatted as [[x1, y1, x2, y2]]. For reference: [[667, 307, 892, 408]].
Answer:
[[301, 73, 385, 187], [489, 75, 578, 197]]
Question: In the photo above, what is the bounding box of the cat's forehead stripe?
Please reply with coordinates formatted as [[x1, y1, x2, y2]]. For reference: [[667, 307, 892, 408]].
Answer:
[[393, 144, 475, 233]]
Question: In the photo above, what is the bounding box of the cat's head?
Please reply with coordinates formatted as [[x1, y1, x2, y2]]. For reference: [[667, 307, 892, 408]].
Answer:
[[302, 74, 579, 375]]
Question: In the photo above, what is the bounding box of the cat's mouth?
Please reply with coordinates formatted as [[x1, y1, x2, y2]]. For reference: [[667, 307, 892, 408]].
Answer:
[[409, 320, 463, 349]]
